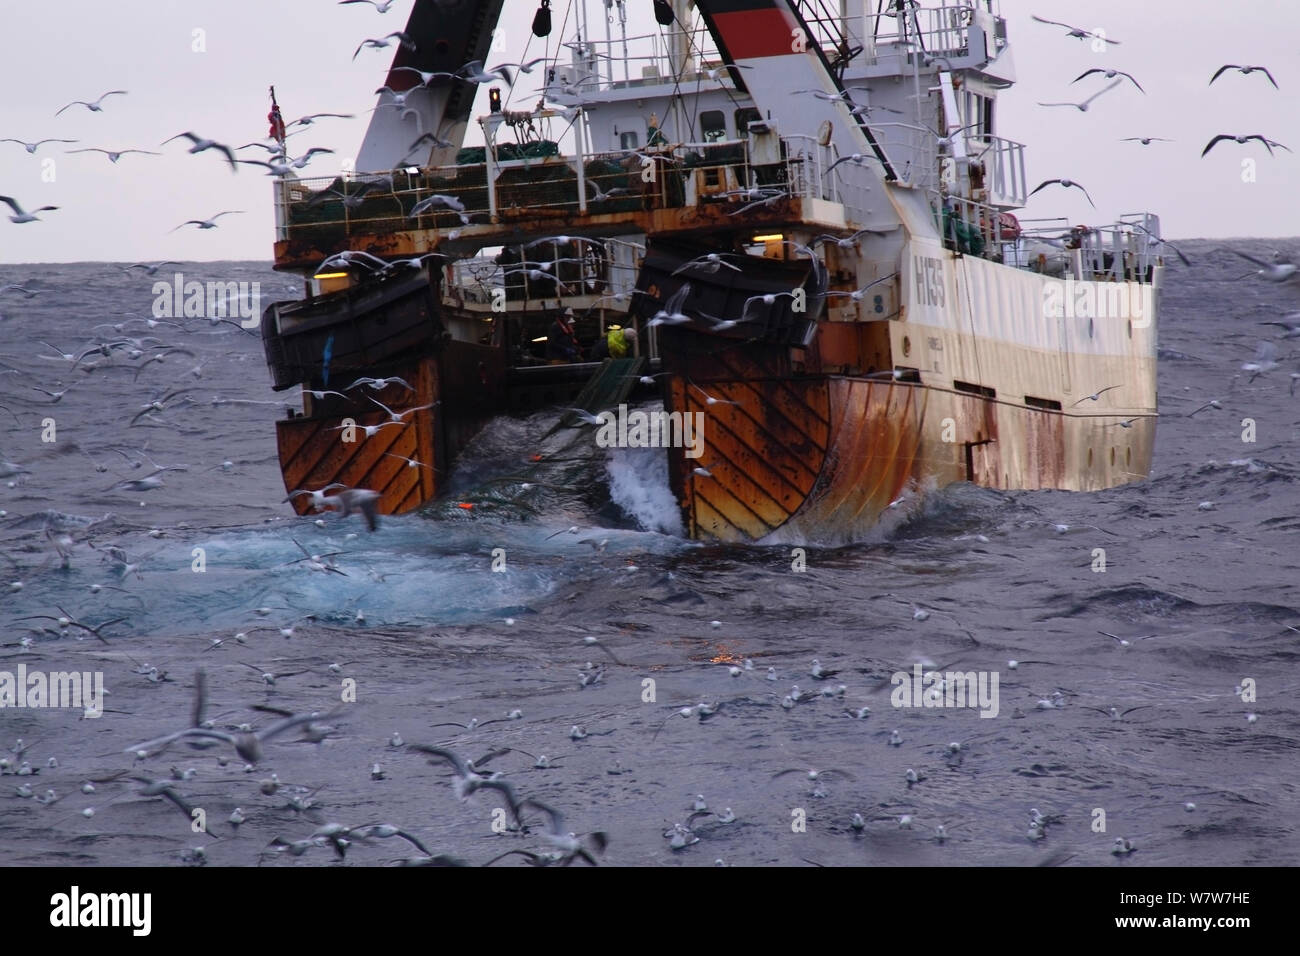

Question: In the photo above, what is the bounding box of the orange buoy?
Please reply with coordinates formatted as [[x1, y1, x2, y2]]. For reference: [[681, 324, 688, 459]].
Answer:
[[457, 502, 475, 510]]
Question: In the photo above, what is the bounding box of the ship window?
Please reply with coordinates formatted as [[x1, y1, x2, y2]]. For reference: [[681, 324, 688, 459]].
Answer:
[[735, 108, 761, 135], [700, 110, 726, 142], [954, 380, 996, 399], [1024, 396, 1062, 411], [619, 131, 639, 151]]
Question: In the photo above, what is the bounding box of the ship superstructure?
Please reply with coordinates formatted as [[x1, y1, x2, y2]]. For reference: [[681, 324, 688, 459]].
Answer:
[[261, 0, 1165, 542]]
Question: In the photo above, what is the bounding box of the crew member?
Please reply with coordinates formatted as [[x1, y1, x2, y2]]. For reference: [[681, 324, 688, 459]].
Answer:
[[546, 308, 581, 363], [604, 324, 637, 359]]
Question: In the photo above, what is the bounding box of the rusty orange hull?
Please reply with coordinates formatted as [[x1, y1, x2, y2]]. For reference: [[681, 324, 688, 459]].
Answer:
[[664, 344, 1155, 544], [278, 357, 441, 517]]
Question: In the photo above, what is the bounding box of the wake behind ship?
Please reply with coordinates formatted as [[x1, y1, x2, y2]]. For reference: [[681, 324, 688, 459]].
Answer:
[[260, 0, 1165, 543]]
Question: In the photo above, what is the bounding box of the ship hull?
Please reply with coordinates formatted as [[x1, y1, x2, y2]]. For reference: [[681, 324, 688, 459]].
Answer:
[[664, 364, 1155, 543]]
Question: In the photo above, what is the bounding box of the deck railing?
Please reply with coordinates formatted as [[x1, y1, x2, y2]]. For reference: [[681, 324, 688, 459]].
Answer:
[[275, 129, 836, 246]]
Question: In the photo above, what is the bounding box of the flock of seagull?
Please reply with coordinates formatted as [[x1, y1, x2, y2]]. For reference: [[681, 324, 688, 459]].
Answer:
[[1, 2, 1295, 868]]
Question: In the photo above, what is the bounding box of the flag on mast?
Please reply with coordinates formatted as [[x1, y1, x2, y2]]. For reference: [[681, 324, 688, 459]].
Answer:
[[268, 86, 287, 149]]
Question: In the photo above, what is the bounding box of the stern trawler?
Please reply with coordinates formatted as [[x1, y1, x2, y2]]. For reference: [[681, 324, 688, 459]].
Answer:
[[260, 0, 1163, 542]]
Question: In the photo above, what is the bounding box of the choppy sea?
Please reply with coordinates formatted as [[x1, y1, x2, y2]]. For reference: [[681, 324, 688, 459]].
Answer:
[[0, 242, 1297, 866]]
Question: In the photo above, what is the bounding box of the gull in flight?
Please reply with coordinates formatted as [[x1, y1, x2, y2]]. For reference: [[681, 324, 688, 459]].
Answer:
[[1241, 341, 1281, 381], [55, 90, 128, 116], [1201, 134, 1290, 158], [285, 112, 355, 129], [127, 707, 341, 764], [1, 138, 77, 154], [1072, 69, 1144, 93], [170, 211, 244, 232], [346, 375, 413, 392], [284, 483, 348, 510], [0, 195, 59, 224], [672, 253, 743, 276], [161, 131, 240, 171], [1028, 178, 1095, 208], [370, 396, 434, 423], [409, 744, 524, 821], [338, 0, 399, 10], [319, 487, 382, 532], [124, 261, 181, 276], [68, 147, 160, 164], [457, 60, 515, 86], [1070, 384, 1122, 406], [1120, 136, 1172, 146], [1037, 78, 1123, 112], [410, 194, 468, 221], [824, 273, 897, 302], [1226, 249, 1297, 282], [1129, 222, 1191, 266], [1030, 15, 1120, 44], [353, 32, 416, 60], [1209, 65, 1279, 89]]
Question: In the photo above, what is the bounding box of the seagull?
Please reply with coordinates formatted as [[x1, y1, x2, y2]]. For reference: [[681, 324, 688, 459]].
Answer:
[[338, 0, 399, 10], [824, 273, 898, 302], [489, 57, 548, 76], [1027, 178, 1095, 208], [285, 112, 355, 128], [169, 210, 245, 234], [702, 62, 752, 82], [0, 195, 59, 224], [586, 181, 634, 202], [1128, 223, 1191, 266], [345, 376, 413, 392], [1, 138, 77, 153], [690, 384, 739, 407], [408, 744, 523, 821], [810, 659, 839, 679], [1037, 79, 1123, 112], [124, 261, 181, 276], [127, 708, 340, 764], [1260, 319, 1300, 339], [1241, 341, 1281, 381], [161, 132, 239, 171], [384, 453, 432, 471], [1209, 65, 1279, 89], [672, 253, 743, 276], [1226, 249, 1297, 282], [1030, 15, 1120, 44], [1202, 134, 1290, 158], [1072, 69, 1144, 92], [457, 60, 514, 86], [562, 407, 607, 426], [370, 397, 434, 423], [67, 147, 161, 164], [1071, 384, 1122, 406], [409, 194, 468, 220], [1120, 136, 1172, 145], [1186, 399, 1221, 417], [55, 91, 128, 116], [319, 487, 382, 532], [353, 32, 416, 60], [1084, 704, 1151, 721], [519, 798, 608, 865], [284, 483, 348, 510]]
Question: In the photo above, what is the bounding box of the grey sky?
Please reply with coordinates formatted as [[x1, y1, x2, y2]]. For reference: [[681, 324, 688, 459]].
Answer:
[[1, 0, 1296, 263]]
